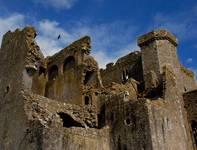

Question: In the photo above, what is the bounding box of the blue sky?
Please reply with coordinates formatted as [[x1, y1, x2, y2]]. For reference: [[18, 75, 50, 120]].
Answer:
[[0, 0, 197, 74]]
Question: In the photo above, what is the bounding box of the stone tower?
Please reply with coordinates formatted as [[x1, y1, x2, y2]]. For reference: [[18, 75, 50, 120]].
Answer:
[[138, 29, 180, 89]]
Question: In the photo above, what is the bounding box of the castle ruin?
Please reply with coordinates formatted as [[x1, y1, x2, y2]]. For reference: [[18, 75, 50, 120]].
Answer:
[[0, 26, 196, 150]]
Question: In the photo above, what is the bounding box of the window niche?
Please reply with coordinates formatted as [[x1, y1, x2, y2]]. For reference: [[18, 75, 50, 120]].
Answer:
[[84, 96, 91, 105], [122, 69, 129, 83], [125, 118, 131, 125], [26, 65, 37, 76], [110, 112, 114, 122], [84, 70, 94, 85], [191, 120, 197, 145], [39, 66, 46, 76], [63, 56, 75, 73], [48, 65, 58, 80]]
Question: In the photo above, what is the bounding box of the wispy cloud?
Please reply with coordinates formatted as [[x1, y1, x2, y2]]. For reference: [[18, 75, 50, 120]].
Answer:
[[92, 42, 138, 68], [193, 44, 197, 48], [36, 20, 74, 56], [152, 6, 197, 40], [0, 14, 139, 68], [0, 14, 24, 45], [33, 0, 77, 10], [36, 20, 139, 68], [186, 58, 193, 64]]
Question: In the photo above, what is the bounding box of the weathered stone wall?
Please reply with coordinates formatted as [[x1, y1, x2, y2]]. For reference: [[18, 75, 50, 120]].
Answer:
[[44, 128, 111, 150], [148, 65, 195, 150], [20, 90, 109, 150], [138, 30, 179, 89], [0, 27, 44, 150], [32, 36, 102, 106], [105, 98, 153, 150], [179, 66, 197, 92], [100, 51, 143, 86]]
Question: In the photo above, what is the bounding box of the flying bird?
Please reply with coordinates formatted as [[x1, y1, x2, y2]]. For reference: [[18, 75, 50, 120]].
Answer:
[[57, 34, 61, 40]]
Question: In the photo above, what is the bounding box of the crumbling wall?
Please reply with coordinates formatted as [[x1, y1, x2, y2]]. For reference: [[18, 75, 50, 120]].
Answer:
[[23, 90, 98, 128], [38, 36, 103, 106], [138, 30, 179, 89], [100, 51, 143, 87], [0, 27, 44, 150], [20, 90, 109, 149], [179, 66, 197, 92], [145, 65, 195, 150], [104, 96, 153, 150]]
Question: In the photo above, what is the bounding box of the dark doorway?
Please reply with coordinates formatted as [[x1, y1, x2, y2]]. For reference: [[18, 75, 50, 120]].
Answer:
[[191, 120, 197, 145], [58, 112, 83, 128], [48, 65, 58, 80], [39, 66, 46, 76], [84, 96, 91, 105], [122, 69, 129, 83], [84, 71, 94, 85]]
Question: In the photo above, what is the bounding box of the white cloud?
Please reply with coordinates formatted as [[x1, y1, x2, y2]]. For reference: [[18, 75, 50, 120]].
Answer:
[[186, 58, 193, 64], [92, 42, 138, 68], [0, 14, 25, 45], [0, 14, 139, 68], [34, 0, 77, 10], [36, 20, 74, 55], [35, 20, 139, 68], [92, 51, 115, 69]]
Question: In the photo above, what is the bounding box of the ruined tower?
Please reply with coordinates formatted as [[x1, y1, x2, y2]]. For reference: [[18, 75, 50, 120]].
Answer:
[[138, 29, 179, 89], [0, 27, 196, 150]]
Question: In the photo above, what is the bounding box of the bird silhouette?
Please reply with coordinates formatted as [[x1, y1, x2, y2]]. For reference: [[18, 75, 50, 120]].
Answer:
[[57, 34, 61, 39]]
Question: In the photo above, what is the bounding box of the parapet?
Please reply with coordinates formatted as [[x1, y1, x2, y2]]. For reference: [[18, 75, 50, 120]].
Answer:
[[137, 29, 178, 47]]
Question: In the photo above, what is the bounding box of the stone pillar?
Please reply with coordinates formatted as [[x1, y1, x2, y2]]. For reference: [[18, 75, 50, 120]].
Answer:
[[137, 29, 179, 89]]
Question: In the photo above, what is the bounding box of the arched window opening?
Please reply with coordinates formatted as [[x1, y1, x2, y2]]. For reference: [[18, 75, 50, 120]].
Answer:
[[110, 112, 114, 122], [124, 144, 127, 150], [191, 120, 197, 145], [122, 69, 129, 83], [118, 136, 121, 150], [39, 66, 46, 76], [48, 65, 58, 80], [6, 86, 10, 94], [26, 65, 37, 76], [98, 105, 106, 129], [184, 87, 187, 92], [84, 96, 91, 105], [63, 56, 75, 72], [84, 71, 94, 85], [125, 118, 131, 125]]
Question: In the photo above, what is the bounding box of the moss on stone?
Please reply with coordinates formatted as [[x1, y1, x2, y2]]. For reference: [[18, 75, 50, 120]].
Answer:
[[180, 66, 195, 78]]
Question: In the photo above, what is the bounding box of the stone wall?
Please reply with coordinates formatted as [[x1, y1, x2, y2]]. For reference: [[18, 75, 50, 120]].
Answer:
[[0, 27, 44, 149], [105, 98, 153, 150], [101, 51, 143, 87]]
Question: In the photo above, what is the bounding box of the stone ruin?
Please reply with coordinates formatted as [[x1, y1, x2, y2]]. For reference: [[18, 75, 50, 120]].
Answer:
[[0, 26, 196, 150]]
